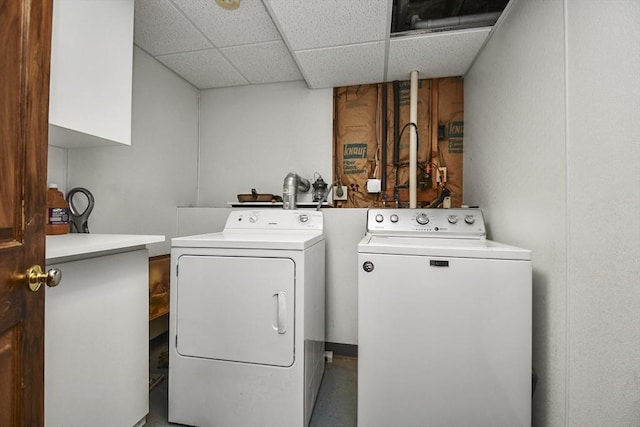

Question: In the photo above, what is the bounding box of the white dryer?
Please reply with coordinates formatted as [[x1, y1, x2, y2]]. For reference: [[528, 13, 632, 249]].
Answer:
[[169, 210, 325, 427], [358, 208, 532, 427]]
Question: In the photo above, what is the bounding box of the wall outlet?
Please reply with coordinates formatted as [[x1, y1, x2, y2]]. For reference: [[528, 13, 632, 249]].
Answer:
[[333, 186, 348, 201], [437, 167, 447, 183]]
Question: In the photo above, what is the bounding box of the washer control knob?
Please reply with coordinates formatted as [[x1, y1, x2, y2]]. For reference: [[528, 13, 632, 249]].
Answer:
[[299, 214, 309, 223], [375, 214, 384, 223], [448, 215, 458, 224], [416, 213, 429, 225], [249, 215, 258, 223], [390, 214, 399, 223], [464, 215, 476, 225]]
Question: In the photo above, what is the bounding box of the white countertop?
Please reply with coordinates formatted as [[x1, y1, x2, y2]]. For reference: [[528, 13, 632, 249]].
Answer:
[[46, 233, 165, 263]]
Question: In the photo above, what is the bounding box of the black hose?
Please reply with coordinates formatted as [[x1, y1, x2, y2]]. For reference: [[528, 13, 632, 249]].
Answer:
[[429, 187, 451, 208]]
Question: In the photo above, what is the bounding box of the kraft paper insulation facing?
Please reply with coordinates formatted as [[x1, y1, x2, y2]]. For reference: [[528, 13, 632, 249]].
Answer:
[[333, 77, 463, 208]]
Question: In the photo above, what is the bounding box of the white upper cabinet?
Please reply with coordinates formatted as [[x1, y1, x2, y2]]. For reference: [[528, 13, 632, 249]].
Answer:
[[49, 0, 134, 147]]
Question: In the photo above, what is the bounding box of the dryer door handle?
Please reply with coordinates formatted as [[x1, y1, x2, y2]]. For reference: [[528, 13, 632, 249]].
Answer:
[[274, 291, 287, 334]]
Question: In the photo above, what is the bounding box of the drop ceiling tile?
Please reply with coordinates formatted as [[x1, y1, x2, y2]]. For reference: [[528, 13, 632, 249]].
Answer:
[[221, 41, 303, 84], [387, 28, 491, 80], [171, 0, 281, 48], [134, 0, 212, 55], [157, 49, 249, 89], [295, 42, 386, 89], [265, 0, 391, 50]]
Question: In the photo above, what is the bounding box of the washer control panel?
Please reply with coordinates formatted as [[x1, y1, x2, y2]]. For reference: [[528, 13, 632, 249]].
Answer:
[[367, 208, 486, 238], [225, 210, 324, 231]]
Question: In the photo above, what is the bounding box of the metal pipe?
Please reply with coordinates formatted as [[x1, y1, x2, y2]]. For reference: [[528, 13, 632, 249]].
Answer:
[[412, 12, 501, 31], [393, 81, 400, 204], [409, 71, 418, 208], [381, 83, 388, 192], [282, 172, 310, 210]]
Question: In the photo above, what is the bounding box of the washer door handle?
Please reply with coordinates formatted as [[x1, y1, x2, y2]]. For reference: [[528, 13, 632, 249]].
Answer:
[[274, 291, 287, 334]]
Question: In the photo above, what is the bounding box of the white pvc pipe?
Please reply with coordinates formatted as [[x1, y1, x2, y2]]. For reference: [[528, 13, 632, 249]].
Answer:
[[409, 70, 418, 208]]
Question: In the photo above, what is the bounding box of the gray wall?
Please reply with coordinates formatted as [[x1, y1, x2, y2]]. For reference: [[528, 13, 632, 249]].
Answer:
[[197, 82, 333, 206], [464, 0, 640, 425], [52, 47, 200, 256], [565, 1, 639, 424]]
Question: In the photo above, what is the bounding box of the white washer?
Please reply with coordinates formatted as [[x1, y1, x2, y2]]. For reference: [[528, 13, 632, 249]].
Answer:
[[169, 210, 325, 427], [358, 208, 532, 427]]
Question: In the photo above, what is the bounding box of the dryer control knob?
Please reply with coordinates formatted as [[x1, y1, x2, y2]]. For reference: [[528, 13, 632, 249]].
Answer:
[[464, 215, 475, 225], [249, 215, 258, 223], [299, 214, 309, 223], [390, 214, 399, 223], [448, 215, 458, 224], [416, 213, 429, 225], [375, 214, 384, 223]]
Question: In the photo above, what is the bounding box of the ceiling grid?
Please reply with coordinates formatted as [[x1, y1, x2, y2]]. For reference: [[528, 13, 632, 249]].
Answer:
[[134, 0, 508, 89]]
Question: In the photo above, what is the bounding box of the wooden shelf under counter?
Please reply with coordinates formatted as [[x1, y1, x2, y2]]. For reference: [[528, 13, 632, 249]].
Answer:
[[149, 254, 170, 321]]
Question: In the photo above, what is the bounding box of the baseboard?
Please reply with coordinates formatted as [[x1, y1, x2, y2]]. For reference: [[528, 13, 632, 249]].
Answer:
[[325, 342, 358, 358]]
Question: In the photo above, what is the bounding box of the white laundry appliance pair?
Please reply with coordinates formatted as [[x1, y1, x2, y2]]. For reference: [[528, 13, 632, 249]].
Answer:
[[358, 208, 532, 427], [169, 209, 325, 427]]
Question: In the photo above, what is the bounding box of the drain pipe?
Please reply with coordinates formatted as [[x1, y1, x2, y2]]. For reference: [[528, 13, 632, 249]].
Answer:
[[283, 172, 310, 210], [409, 70, 418, 208], [392, 81, 400, 205]]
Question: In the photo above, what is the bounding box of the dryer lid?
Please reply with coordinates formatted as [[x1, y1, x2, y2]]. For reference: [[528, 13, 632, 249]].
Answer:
[[172, 209, 324, 250], [172, 230, 323, 250]]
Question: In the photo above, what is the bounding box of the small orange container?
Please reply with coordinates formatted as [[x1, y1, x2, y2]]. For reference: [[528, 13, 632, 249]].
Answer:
[[46, 184, 70, 235]]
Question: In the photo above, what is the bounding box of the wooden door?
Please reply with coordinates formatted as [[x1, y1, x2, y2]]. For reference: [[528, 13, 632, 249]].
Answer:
[[0, 0, 52, 426]]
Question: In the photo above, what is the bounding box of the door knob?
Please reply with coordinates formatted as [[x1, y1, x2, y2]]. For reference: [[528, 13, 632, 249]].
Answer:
[[26, 265, 62, 292]]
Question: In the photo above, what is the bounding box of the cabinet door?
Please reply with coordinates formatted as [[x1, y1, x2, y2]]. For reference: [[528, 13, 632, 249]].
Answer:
[[176, 255, 295, 367], [49, 0, 134, 147], [45, 250, 149, 427]]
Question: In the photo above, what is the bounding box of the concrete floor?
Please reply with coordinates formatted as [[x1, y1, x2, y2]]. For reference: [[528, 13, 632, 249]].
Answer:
[[145, 334, 357, 427]]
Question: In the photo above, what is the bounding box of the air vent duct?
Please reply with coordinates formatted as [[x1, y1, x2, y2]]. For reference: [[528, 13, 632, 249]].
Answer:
[[411, 12, 501, 32]]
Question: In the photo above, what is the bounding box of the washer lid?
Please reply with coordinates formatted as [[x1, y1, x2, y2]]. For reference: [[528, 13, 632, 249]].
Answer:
[[358, 235, 531, 261], [172, 230, 323, 250]]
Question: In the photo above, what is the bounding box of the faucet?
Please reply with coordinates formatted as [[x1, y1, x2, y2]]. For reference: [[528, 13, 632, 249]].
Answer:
[[282, 172, 310, 209]]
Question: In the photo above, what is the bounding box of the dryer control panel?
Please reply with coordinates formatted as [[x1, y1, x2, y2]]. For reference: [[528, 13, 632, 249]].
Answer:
[[225, 209, 324, 231], [366, 208, 486, 239]]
